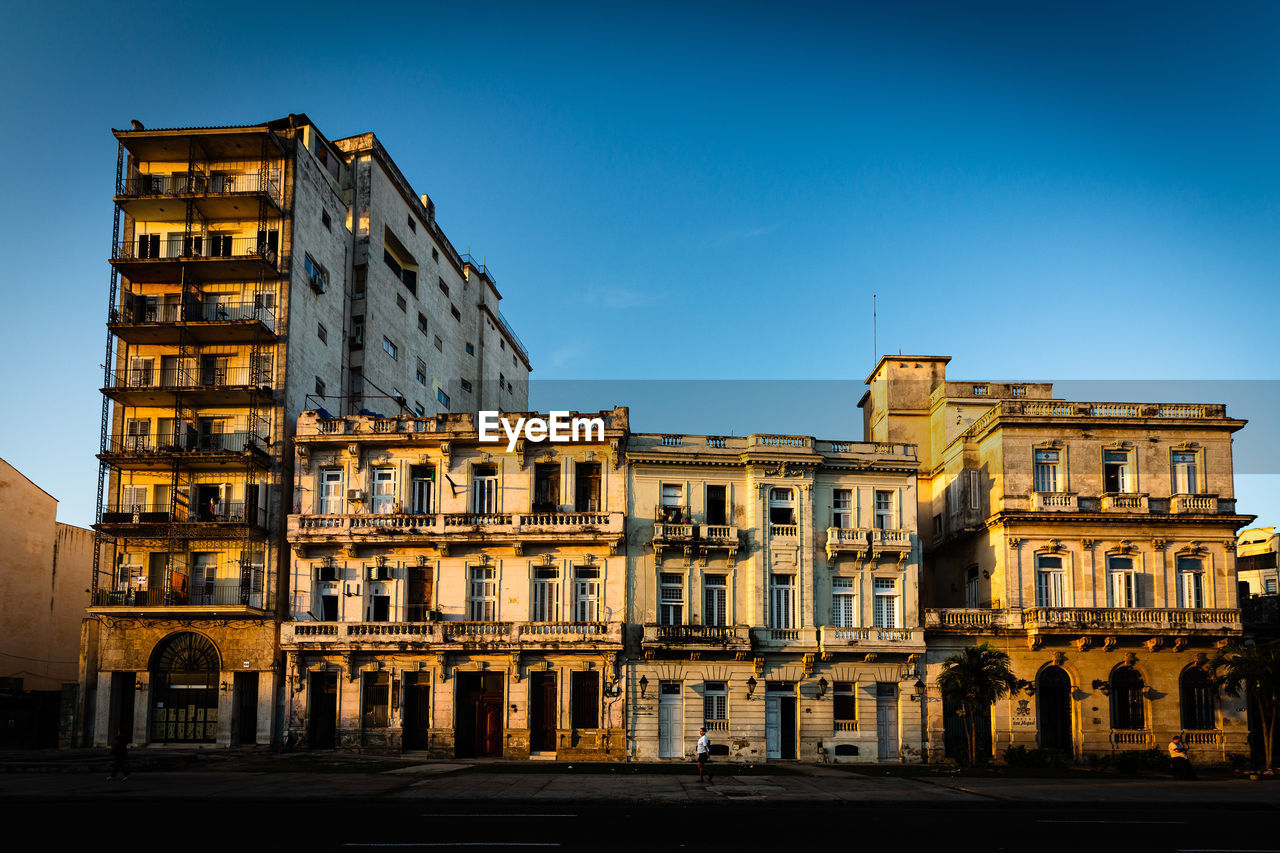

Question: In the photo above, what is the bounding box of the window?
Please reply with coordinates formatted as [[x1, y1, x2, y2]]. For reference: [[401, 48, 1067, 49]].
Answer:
[[438, 277, 449, 296], [368, 594, 390, 623], [706, 485, 728, 526], [432, 247, 439, 262], [321, 209, 331, 230], [1033, 449, 1060, 493], [437, 388, 449, 408], [972, 385, 988, 396], [383, 237, 418, 295], [124, 418, 151, 452], [416, 359, 426, 386], [461, 379, 472, 393], [770, 574, 795, 629], [468, 566, 496, 621], [574, 566, 600, 622], [769, 488, 795, 525], [1103, 449, 1133, 493], [350, 316, 364, 349], [319, 468, 343, 514], [507, 381, 513, 394], [704, 682, 727, 727], [1035, 555, 1065, 607], [353, 268, 366, 300], [1177, 556, 1205, 609], [532, 566, 559, 621], [575, 462, 601, 512], [873, 577, 899, 628], [704, 574, 727, 627], [465, 342, 475, 355], [572, 671, 600, 729], [314, 377, 326, 397], [396, 294, 407, 312], [832, 577, 857, 627], [1180, 668, 1215, 730], [382, 336, 398, 360], [500, 339, 506, 350], [967, 469, 981, 510], [472, 465, 498, 513], [965, 565, 980, 608], [1107, 555, 1138, 608], [317, 322, 327, 344], [362, 672, 390, 728], [834, 682, 856, 730], [1172, 451, 1199, 494], [832, 489, 852, 528], [659, 483, 684, 522], [371, 467, 395, 514], [1111, 667, 1145, 730], [1011, 385, 1026, 397], [499, 372, 506, 387], [350, 368, 363, 397], [451, 304, 461, 322], [413, 403, 424, 417], [304, 254, 328, 293], [533, 463, 560, 512], [410, 466, 434, 514], [659, 573, 684, 625], [434, 335, 443, 351], [874, 490, 893, 530], [407, 214, 416, 233]]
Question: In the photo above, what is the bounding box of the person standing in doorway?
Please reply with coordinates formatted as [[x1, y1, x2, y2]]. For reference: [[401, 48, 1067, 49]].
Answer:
[[696, 727, 712, 784], [1169, 735, 1196, 780]]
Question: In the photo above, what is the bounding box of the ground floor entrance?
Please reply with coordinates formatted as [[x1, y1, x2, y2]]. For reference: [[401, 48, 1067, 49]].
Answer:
[[766, 683, 797, 760], [455, 672, 504, 758], [529, 672, 557, 754]]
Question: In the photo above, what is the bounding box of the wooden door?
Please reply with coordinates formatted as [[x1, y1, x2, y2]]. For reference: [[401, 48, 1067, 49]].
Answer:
[[309, 672, 337, 749], [529, 673, 557, 753], [876, 684, 898, 760]]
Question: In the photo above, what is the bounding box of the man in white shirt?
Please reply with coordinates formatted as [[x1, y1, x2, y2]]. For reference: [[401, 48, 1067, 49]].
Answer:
[[696, 727, 712, 783]]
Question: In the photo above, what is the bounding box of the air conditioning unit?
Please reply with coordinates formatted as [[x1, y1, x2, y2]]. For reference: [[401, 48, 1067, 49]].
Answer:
[[347, 489, 364, 501], [309, 272, 327, 294]]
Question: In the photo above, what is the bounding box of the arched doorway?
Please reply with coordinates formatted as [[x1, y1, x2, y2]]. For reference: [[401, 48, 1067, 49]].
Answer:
[[1036, 666, 1073, 754], [150, 632, 220, 743]]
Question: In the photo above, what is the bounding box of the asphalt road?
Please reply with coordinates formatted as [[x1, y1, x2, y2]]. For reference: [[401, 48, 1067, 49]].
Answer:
[[6, 798, 1277, 852]]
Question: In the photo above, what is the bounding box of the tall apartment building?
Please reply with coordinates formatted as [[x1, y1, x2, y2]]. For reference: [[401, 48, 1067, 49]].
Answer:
[[282, 408, 627, 757], [626, 430, 927, 764], [81, 115, 530, 748], [1237, 527, 1278, 597], [861, 356, 1254, 763]]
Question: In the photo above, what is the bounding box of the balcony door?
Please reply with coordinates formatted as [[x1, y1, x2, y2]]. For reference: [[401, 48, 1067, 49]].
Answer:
[[765, 683, 797, 760]]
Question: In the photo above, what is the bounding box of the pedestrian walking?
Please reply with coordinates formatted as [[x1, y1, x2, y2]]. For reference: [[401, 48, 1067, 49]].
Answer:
[[1168, 734, 1196, 780], [696, 727, 712, 783], [108, 731, 130, 781]]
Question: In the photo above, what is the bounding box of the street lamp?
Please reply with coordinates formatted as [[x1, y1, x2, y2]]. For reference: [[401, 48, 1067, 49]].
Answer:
[[745, 676, 757, 699], [816, 677, 828, 700], [638, 675, 649, 698]]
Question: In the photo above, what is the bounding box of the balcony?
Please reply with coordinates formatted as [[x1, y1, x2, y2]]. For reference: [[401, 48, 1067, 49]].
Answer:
[[90, 569, 265, 612], [770, 524, 798, 539], [924, 608, 1013, 630], [288, 511, 625, 552], [1101, 492, 1149, 513], [279, 620, 623, 651], [641, 624, 752, 651], [652, 520, 740, 563], [1171, 494, 1219, 515], [99, 431, 269, 470], [818, 625, 924, 653], [825, 527, 870, 560], [109, 298, 277, 344], [870, 528, 912, 558], [111, 235, 279, 283], [116, 170, 283, 220], [751, 627, 819, 651], [1022, 607, 1241, 633], [102, 365, 273, 406], [97, 501, 268, 536], [1028, 492, 1078, 512]]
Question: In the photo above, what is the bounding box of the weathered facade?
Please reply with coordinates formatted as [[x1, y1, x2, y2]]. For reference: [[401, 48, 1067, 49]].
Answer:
[[861, 356, 1255, 764], [626, 431, 927, 764], [1237, 526, 1278, 598], [82, 115, 531, 748], [282, 409, 627, 758]]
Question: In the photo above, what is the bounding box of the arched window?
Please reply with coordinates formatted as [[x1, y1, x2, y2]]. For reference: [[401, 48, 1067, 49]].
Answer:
[[1180, 667, 1216, 730], [1110, 667, 1145, 730]]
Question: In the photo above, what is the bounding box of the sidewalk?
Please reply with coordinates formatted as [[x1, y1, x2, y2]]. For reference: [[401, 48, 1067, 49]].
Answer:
[[0, 751, 1276, 806]]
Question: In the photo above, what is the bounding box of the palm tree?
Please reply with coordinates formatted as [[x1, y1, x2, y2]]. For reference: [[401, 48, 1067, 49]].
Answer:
[[1213, 640, 1280, 771], [937, 643, 1019, 766]]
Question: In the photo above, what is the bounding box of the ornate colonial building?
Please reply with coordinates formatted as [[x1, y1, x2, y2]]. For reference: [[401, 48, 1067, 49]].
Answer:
[[626, 430, 927, 764], [80, 115, 530, 748], [861, 356, 1254, 763], [282, 408, 626, 758]]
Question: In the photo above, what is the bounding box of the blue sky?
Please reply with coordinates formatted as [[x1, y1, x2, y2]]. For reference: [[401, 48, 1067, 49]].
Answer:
[[0, 1, 1276, 527]]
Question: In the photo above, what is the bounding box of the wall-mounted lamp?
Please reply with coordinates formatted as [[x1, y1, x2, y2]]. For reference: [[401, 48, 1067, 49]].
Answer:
[[220, 681, 230, 693], [1092, 679, 1111, 696], [745, 676, 757, 699], [816, 677, 828, 700], [1017, 679, 1036, 697], [911, 678, 925, 701], [638, 675, 649, 699], [134, 677, 144, 691]]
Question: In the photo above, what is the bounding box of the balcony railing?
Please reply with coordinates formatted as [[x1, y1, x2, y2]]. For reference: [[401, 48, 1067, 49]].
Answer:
[[819, 626, 921, 647], [642, 624, 752, 647], [119, 171, 281, 200], [104, 366, 271, 392], [291, 511, 625, 541], [1101, 492, 1149, 512], [1028, 492, 1078, 512], [113, 236, 278, 266], [100, 501, 264, 526], [112, 299, 276, 329], [825, 527, 870, 559], [103, 431, 266, 457], [770, 524, 798, 538], [870, 528, 911, 550], [93, 570, 263, 609], [751, 627, 818, 649], [925, 609, 1008, 629], [1110, 730, 1152, 746], [1172, 494, 1219, 514], [1022, 607, 1241, 632], [280, 620, 623, 648]]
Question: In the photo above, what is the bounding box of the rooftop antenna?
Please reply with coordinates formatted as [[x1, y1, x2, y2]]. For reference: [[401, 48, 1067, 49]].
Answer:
[[872, 294, 877, 365]]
